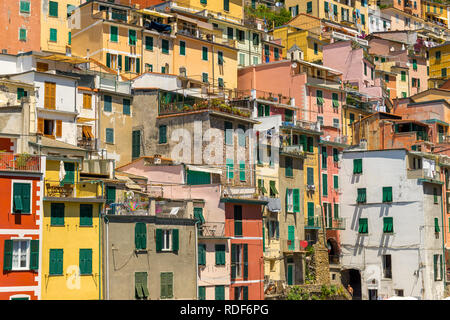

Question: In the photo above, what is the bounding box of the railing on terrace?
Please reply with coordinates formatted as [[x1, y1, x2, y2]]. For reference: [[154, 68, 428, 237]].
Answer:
[[407, 168, 440, 181], [326, 217, 346, 230], [233, 89, 294, 106], [0, 153, 41, 172], [198, 222, 225, 238], [107, 198, 150, 215], [99, 77, 132, 95], [305, 216, 322, 229], [170, 1, 243, 24], [331, 31, 368, 46], [281, 239, 305, 253], [284, 119, 321, 132], [77, 138, 96, 150], [280, 144, 304, 156], [44, 179, 102, 198]]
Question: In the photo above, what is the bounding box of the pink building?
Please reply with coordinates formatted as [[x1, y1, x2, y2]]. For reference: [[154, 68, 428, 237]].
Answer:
[[237, 57, 345, 132], [262, 40, 283, 64]]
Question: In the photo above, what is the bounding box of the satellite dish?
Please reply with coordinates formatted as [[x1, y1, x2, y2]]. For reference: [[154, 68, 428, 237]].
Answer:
[[291, 63, 297, 68]]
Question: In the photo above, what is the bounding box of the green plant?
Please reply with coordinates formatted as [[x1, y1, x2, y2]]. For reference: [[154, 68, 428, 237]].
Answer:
[[15, 153, 31, 169], [310, 294, 320, 300], [245, 5, 292, 29]]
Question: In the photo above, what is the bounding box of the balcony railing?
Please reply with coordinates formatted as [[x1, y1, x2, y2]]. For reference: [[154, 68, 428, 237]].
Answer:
[[281, 239, 305, 253], [159, 98, 251, 118], [0, 153, 41, 172], [44, 179, 102, 198], [326, 217, 346, 230], [198, 222, 226, 238], [280, 144, 304, 156], [407, 168, 440, 181], [305, 216, 322, 229], [77, 138, 95, 150]]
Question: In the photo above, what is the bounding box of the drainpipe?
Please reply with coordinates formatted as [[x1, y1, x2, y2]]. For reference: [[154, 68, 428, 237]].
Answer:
[[105, 215, 110, 300], [195, 220, 199, 300], [317, 139, 326, 246], [440, 178, 446, 292], [99, 180, 104, 300]]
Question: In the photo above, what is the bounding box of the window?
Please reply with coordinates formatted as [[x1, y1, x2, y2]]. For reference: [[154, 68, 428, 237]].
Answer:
[[215, 285, 225, 300], [162, 39, 169, 54], [239, 53, 245, 66], [332, 93, 339, 108], [307, 1, 312, 13], [224, 121, 233, 145], [269, 181, 278, 197], [252, 33, 259, 46], [201, 0, 207, 4], [202, 46, 208, 61], [104, 95, 112, 112], [80, 204, 93, 227], [11, 240, 30, 270], [132, 130, 140, 159], [124, 56, 139, 73], [237, 29, 245, 41], [105, 128, 114, 144], [442, 68, 447, 78], [253, 56, 258, 65], [158, 125, 167, 144], [316, 90, 323, 106], [20, 1, 30, 13], [324, 1, 329, 13], [286, 188, 294, 213], [234, 205, 242, 237], [383, 217, 393, 233], [349, 113, 355, 124], [161, 66, 166, 73], [436, 51, 441, 60], [357, 188, 367, 203], [60, 162, 74, 185], [79, 249, 92, 275], [218, 51, 223, 65], [434, 187, 439, 204], [226, 159, 234, 179], [353, 159, 362, 174], [382, 187, 393, 203], [160, 272, 173, 298], [285, 157, 293, 177], [238, 124, 246, 146], [239, 161, 245, 181], [215, 244, 226, 265], [231, 243, 247, 279], [434, 254, 443, 281], [110, 26, 118, 42], [322, 174, 328, 196], [198, 286, 206, 300], [361, 13, 365, 25], [128, 29, 136, 46], [333, 118, 339, 128], [227, 27, 233, 40], [274, 47, 279, 60], [12, 182, 31, 214], [67, 4, 76, 17], [364, 62, 367, 76], [435, 217, 440, 233], [306, 167, 314, 186], [358, 218, 368, 234], [267, 220, 279, 238], [145, 64, 153, 72], [412, 59, 417, 71], [44, 82, 56, 109], [202, 72, 208, 83], [382, 255, 392, 278], [49, 28, 57, 42], [17, 88, 27, 101], [322, 146, 327, 168], [218, 78, 224, 88], [224, 0, 229, 11], [49, 1, 58, 17], [401, 71, 406, 82], [395, 289, 404, 296], [135, 272, 149, 299], [258, 179, 267, 195], [333, 175, 338, 189], [307, 136, 314, 152], [145, 36, 153, 50], [156, 229, 179, 252], [334, 203, 339, 219], [123, 98, 131, 115], [198, 244, 206, 265], [19, 28, 27, 41], [314, 42, 318, 55], [49, 249, 63, 275]]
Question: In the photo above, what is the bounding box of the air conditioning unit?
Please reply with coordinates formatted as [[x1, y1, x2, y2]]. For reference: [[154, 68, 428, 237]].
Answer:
[[307, 184, 315, 191]]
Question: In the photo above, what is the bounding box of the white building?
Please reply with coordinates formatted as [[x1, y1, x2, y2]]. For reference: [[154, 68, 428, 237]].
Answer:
[[339, 148, 445, 300], [368, 7, 391, 33]]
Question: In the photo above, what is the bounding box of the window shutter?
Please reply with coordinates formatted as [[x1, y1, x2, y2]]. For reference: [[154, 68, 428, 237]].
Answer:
[[80, 204, 93, 227], [56, 120, 62, 137], [198, 244, 206, 265], [239, 161, 245, 181], [243, 244, 248, 279], [13, 183, 23, 213], [79, 249, 92, 275], [3, 240, 13, 271], [125, 56, 130, 71], [293, 189, 300, 212], [135, 223, 146, 250], [323, 173, 328, 196], [215, 244, 225, 265], [268, 220, 273, 237], [224, 0, 229, 11], [435, 218, 440, 233], [123, 99, 131, 115], [136, 58, 140, 74], [106, 53, 111, 68], [226, 158, 234, 179], [155, 229, 162, 251], [334, 175, 339, 189], [160, 272, 167, 298], [334, 203, 339, 219], [29, 240, 39, 270], [307, 167, 314, 185], [231, 244, 236, 279], [57, 249, 64, 275], [172, 229, 179, 251], [198, 286, 206, 300], [275, 221, 279, 238], [132, 130, 141, 159], [167, 272, 173, 298], [159, 125, 167, 144], [37, 118, 44, 134], [243, 286, 248, 300], [215, 285, 225, 300]]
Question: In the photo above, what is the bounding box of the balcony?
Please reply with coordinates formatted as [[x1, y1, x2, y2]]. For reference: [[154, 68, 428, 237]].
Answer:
[[331, 31, 368, 46], [407, 168, 440, 181], [0, 153, 41, 173], [280, 144, 305, 157], [325, 217, 346, 230], [111, 10, 128, 22], [77, 138, 95, 150], [305, 216, 322, 229], [44, 179, 102, 199], [198, 222, 226, 238], [281, 239, 305, 253]]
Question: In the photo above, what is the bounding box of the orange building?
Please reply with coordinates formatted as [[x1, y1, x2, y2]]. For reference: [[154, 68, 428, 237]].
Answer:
[[0, 145, 43, 300], [223, 200, 266, 300], [0, 0, 41, 55]]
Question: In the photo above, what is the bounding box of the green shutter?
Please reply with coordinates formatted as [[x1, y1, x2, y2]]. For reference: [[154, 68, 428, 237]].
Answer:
[[323, 173, 328, 196], [106, 128, 114, 144], [49, 1, 58, 17], [68, 31, 71, 45], [136, 58, 140, 74], [332, 93, 339, 107], [285, 157, 293, 177], [79, 249, 92, 275], [239, 161, 245, 181], [13, 183, 23, 213], [61, 162, 75, 185], [172, 229, 179, 251], [124, 56, 130, 71], [135, 272, 149, 299], [333, 148, 339, 162], [383, 187, 393, 202], [51, 203, 64, 226], [30, 240, 39, 270], [353, 159, 362, 174], [434, 255, 438, 280], [20, 1, 30, 13], [135, 223, 147, 250], [215, 244, 225, 265], [307, 202, 314, 226], [194, 207, 205, 225], [159, 125, 167, 144], [49, 249, 63, 275], [198, 286, 206, 300], [333, 175, 339, 189], [307, 136, 314, 152], [104, 95, 112, 111], [264, 105, 270, 116], [358, 218, 368, 234], [413, 59, 417, 71], [383, 217, 393, 233], [293, 189, 300, 212], [401, 71, 406, 81], [202, 47, 208, 61], [198, 244, 206, 265], [226, 158, 234, 179], [17, 88, 25, 100], [187, 171, 211, 185], [325, 1, 329, 12], [161, 272, 173, 298], [123, 98, 131, 115], [180, 41, 185, 55], [269, 180, 278, 196], [129, 29, 136, 46], [316, 90, 323, 105], [162, 39, 169, 54], [243, 286, 248, 300], [231, 244, 236, 279], [243, 244, 248, 279], [218, 51, 223, 65], [435, 218, 440, 233], [357, 188, 366, 203], [19, 29, 27, 41], [155, 229, 162, 251], [132, 130, 141, 159], [307, 167, 314, 185], [80, 204, 93, 227], [146, 36, 153, 50], [334, 203, 339, 219], [238, 124, 245, 146], [110, 26, 118, 42], [50, 28, 57, 42], [3, 240, 13, 271], [215, 285, 225, 300], [288, 225, 295, 250], [322, 147, 327, 168], [224, 0, 229, 11]]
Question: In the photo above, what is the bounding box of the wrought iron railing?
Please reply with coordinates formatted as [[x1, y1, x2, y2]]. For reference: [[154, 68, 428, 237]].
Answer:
[[0, 153, 41, 172]]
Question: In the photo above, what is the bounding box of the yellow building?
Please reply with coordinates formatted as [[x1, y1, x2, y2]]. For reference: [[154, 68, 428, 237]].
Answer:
[[284, 0, 370, 34], [422, 0, 450, 29], [41, 157, 104, 300], [429, 42, 450, 84], [174, 0, 244, 22], [41, 0, 81, 54]]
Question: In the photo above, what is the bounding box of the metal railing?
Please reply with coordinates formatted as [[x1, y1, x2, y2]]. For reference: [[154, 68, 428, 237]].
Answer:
[[305, 216, 322, 229], [0, 153, 41, 172], [198, 222, 226, 238], [407, 168, 440, 181], [281, 239, 304, 253], [326, 217, 346, 230], [77, 138, 95, 150], [280, 144, 304, 156]]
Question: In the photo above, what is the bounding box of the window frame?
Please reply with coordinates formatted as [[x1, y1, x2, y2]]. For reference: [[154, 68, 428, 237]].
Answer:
[[11, 239, 30, 271], [12, 181, 32, 215], [161, 229, 173, 251]]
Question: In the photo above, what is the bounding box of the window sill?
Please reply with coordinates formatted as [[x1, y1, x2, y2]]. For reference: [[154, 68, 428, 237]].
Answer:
[[50, 224, 65, 227], [158, 142, 168, 145], [11, 268, 33, 272], [80, 273, 93, 276], [105, 142, 115, 145], [48, 274, 64, 277], [12, 212, 31, 215], [79, 225, 93, 227]]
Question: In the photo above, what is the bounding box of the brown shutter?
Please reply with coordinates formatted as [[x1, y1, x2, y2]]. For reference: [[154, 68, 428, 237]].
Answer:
[[37, 118, 44, 134], [44, 82, 50, 109], [56, 120, 62, 137], [50, 83, 56, 109]]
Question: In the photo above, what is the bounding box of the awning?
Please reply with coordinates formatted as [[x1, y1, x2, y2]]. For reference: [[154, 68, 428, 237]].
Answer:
[[186, 165, 222, 175], [177, 14, 199, 25], [77, 117, 96, 123], [38, 54, 89, 64], [197, 20, 214, 31], [82, 126, 94, 139], [138, 8, 173, 18]]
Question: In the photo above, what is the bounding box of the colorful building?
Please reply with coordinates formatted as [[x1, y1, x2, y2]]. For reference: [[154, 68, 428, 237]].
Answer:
[[428, 42, 450, 86], [422, 0, 449, 29]]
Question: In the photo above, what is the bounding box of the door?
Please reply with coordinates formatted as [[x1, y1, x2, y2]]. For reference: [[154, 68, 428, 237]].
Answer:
[[368, 289, 378, 300], [288, 225, 295, 250], [287, 263, 294, 285], [307, 202, 315, 226]]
